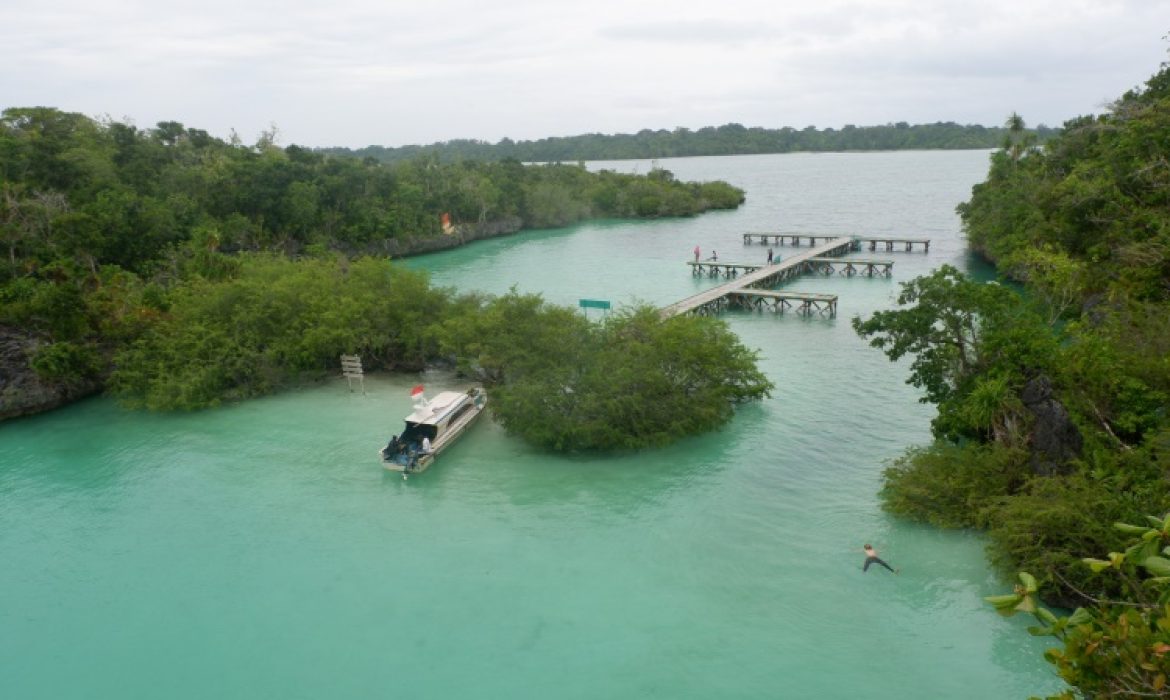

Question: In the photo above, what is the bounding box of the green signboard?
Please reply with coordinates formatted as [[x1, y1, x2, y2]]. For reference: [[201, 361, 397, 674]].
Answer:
[[579, 299, 611, 310]]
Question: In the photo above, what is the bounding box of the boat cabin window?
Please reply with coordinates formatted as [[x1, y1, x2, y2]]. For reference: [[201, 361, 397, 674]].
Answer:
[[400, 423, 438, 443], [447, 404, 474, 424]]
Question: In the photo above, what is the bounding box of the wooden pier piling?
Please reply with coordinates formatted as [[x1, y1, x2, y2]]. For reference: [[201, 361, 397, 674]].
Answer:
[[802, 257, 893, 277], [687, 261, 761, 278], [727, 290, 838, 316], [743, 232, 930, 252]]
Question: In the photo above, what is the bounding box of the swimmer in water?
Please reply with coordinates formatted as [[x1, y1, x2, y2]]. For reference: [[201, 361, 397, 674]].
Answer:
[[862, 544, 898, 574]]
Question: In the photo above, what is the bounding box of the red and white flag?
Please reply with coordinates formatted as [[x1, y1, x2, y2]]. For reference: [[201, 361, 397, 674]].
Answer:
[[410, 384, 425, 398]]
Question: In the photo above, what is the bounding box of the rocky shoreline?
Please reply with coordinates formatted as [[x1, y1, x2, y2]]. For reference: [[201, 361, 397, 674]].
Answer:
[[0, 328, 101, 421], [348, 216, 524, 258]]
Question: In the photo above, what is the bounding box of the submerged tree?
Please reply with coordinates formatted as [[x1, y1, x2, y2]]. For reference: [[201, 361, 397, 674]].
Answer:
[[110, 255, 455, 409], [440, 295, 773, 451]]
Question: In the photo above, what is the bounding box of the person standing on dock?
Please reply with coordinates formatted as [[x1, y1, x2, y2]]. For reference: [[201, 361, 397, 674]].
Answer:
[[694, 245, 701, 262], [767, 247, 774, 264], [862, 544, 898, 574]]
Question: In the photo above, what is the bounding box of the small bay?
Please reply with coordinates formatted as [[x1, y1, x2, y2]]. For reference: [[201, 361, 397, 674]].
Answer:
[[1, 151, 1062, 698]]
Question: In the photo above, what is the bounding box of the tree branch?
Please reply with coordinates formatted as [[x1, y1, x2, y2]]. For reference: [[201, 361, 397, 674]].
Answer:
[[1087, 401, 1134, 452], [1051, 569, 1154, 609]]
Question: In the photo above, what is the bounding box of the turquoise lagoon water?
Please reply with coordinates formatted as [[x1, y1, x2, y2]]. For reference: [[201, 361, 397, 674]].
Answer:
[[1, 151, 1063, 698]]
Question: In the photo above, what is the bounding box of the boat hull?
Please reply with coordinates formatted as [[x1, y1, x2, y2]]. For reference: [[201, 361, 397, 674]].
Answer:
[[380, 389, 486, 474]]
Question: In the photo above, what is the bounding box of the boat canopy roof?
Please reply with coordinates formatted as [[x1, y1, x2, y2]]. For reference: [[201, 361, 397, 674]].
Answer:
[[404, 391, 470, 427]]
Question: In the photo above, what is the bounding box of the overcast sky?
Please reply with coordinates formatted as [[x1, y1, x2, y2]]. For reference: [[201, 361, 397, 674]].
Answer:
[[3, 0, 1168, 149]]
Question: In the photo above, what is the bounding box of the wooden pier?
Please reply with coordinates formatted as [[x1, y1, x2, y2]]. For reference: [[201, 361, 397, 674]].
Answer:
[[803, 257, 893, 277], [661, 238, 853, 318], [743, 232, 930, 253], [858, 237, 930, 253], [687, 261, 761, 278], [726, 290, 838, 316], [743, 232, 844, 247]]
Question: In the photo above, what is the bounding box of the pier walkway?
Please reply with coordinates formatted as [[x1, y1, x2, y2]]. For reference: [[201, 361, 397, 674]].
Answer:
[[661, 237, 853, 318], [743, 232, 930, 252]]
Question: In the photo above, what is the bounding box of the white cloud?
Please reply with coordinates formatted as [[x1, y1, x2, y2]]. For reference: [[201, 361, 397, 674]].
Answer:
[[1, 0, 1168, 147]]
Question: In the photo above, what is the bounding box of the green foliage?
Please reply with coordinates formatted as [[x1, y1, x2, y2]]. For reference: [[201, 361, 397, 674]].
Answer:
[[437, 288, 594, 385], [0, 106, 745, 415], [867, 57, 1170, 699], [986, 514, 1170, 699], [29, 340, 102, 384], [853, 265, 1016, 406], [982, 475, 1136, 603], [110, 256, 453, 409], [880, 443, 1030, 528], [1000, 246, 1088, 326], [0, 272, 90, 340], [1059, 302, 1170, 447], [0, 107, 742, 276], [696, 180, 746, 209], [523, 182, 588, 228], [852, 265, 1057, 442], [959, 65, 1170, 303], [110, 257, 774, 446], [440, 296, 773, 451]]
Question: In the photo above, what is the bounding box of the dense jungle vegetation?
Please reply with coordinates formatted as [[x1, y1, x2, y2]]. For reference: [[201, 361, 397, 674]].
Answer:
[[0, 107, 768, 448], [322, 121, 1056, 164], [853, 65, 1170, 698]]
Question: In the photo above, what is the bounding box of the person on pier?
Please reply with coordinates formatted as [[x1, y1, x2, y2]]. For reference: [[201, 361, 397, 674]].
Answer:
[[767, 248, 774, 264], [694, 245, 701, 262], [707, 250, 718, 261]]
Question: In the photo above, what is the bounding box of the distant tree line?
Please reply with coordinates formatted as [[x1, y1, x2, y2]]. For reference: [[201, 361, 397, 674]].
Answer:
[[319, 121, 1057, 163]]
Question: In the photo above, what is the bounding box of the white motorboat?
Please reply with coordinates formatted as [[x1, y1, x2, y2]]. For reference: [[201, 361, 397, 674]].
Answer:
[[380, 387, 486, 474]]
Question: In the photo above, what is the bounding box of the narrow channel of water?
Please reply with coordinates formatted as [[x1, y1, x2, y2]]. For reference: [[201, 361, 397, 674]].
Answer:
[[0, 151, 1063, 698]]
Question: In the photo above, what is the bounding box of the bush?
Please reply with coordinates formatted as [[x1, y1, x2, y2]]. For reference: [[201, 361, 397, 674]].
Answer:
[[111, 255, 452, 409], [30, 340, 102, 384], [983, 474, 1137, 605], [881, 443, 1030, 528], [441, 296, 773, 450]]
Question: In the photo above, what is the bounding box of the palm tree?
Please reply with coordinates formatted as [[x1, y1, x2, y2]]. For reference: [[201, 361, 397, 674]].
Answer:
[[1004, 112, 1032, 162]]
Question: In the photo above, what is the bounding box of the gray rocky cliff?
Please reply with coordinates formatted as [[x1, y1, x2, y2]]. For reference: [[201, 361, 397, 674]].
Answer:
[[1022, 375, 1083, 476], [0, 328, 101, 421]]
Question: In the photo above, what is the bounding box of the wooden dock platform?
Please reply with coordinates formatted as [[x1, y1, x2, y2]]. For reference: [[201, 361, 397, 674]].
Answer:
[[727, 290, 838, 316], [661, 237, 853, 318], [687, 261, 761, 278], [803, 257, 893, 277], [743, 232, 930, 252], [744, 232, 843, 247]]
